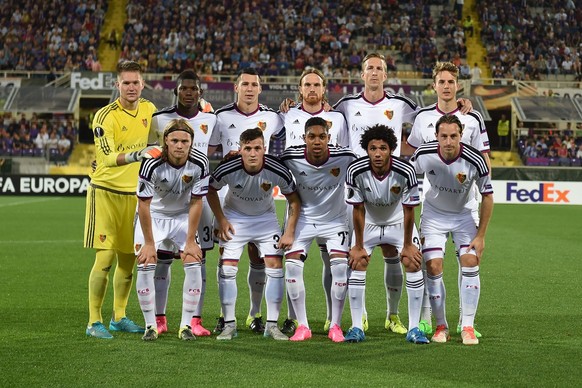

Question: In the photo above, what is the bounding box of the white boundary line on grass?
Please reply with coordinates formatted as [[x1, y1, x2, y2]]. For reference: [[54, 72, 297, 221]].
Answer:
[[0, 197, 61, 208], [0, 239, 82, 244]]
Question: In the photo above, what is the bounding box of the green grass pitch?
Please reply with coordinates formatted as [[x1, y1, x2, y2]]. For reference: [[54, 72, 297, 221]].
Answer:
[[0, 196, 581, 387]]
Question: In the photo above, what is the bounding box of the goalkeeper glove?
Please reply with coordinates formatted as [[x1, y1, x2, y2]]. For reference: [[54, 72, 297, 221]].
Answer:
[[125, 145, 162, 163]]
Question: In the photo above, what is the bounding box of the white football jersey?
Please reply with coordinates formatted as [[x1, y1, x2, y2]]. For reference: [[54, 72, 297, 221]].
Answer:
[[209, 103, 283, 154], [149, 105, 217, 154], [137, 148, 210, 219], [280, 104, 349, 148], [407, 104, 490, 153], [333, 91, 419, 157], [281, 145, 356, 223], [345, 156, 420, 225], [410, 141, 493, 215], [209, 154, 295, 221]]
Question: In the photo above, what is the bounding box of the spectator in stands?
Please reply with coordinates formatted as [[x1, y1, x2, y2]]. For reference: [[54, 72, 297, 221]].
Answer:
[[523, 140, 537, 158], [471, 63, 482, 84], [57, 135, 72, 164], [20, 133, 34, 151], [463, 16, 474, 38], [459, 61, 471, 79], [0, 129, 13, 153], [561, 55, 574, 75], [34, 125, 49, 151], [46, 130, 59, 153], [547, 55, 559, 78], [557, 144, 570, 165], [454, 0, 464, 20], [535, 136, 548, 156], [497, 114, 510, 150], [576, 144, 582, 159]]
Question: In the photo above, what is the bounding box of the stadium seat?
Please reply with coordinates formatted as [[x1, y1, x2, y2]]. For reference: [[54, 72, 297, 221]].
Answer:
[[48, 148, 60, 162], [548, 157, 559, 166], [571, 158, 581, 167], [526, 157, 550, 166], [21, 148, 34, 157]]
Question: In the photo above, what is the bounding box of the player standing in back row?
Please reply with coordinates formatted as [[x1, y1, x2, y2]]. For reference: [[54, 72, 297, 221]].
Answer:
[[148, 69, 216, 336], [407, 61, 490, 337], [84, 61, 159, 339], [334, 53, 474, 333], [208, 68, 285, 334]]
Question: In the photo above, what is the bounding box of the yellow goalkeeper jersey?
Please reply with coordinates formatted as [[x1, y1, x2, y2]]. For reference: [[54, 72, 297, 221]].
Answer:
[[91, 98, 157, 192]]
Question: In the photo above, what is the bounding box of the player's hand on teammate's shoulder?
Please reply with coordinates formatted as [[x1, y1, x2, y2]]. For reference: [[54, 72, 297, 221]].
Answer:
[[125, 145, 163, 164], [457, 98, 473, 114], [223, 150, 240, 161], [279, 98, 296, 113]]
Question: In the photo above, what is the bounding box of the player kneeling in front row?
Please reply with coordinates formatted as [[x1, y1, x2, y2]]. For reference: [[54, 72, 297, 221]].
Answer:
[[345, 124, 427, 344], [207, 128, 301, 340], [134, 119, 210, 341], [410, 114, 493, 345]]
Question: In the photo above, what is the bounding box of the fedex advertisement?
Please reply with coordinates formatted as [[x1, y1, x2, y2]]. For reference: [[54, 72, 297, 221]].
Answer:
[[491, 180, 581, 205]]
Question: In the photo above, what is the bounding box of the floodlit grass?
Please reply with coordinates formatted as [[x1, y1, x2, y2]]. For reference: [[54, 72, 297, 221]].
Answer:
[[0, 197, 581, 387]]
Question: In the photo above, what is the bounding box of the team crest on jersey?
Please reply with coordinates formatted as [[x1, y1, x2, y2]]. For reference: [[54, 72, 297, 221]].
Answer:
[[390, 185, 401, 195], [182, 175, 193, 183], [142, 119, 148, 127], [456, 172, 467, 184], [135, 243, 142, 252], [200, 124, 208, 134], [326, 120, 333, 129], [261, 181, 272, 191], [257, 121, 267, 131], [121, 126, 128, 131], [94, 127, 105, 138], [384, 110, 394, 120], [99, 234, 107, 242], [330, 168, 340, 177]]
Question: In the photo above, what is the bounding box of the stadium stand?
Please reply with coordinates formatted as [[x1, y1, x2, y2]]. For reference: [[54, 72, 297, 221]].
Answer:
[[0, 111, 77, 165], [118, 0, 466, 79], [0, 0, 107, 72], [476, 0, 581, 81]]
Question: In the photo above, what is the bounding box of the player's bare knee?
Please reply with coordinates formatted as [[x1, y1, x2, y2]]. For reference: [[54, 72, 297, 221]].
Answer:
[[264, 255, 283, 269], [425, 258, 443, 276], [460, 254, 478, 267], [219, 263, 238, 279]]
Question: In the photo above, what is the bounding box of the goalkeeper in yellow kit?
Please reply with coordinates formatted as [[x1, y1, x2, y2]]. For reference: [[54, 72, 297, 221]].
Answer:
[[84, 61, 160, 339]]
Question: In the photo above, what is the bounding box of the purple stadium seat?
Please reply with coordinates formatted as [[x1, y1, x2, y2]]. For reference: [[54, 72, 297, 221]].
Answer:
[[21, 148, 34, 157], [548, 157, 559, 166], [526, 157, 550, 166], [571, 158, 581, 167]]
